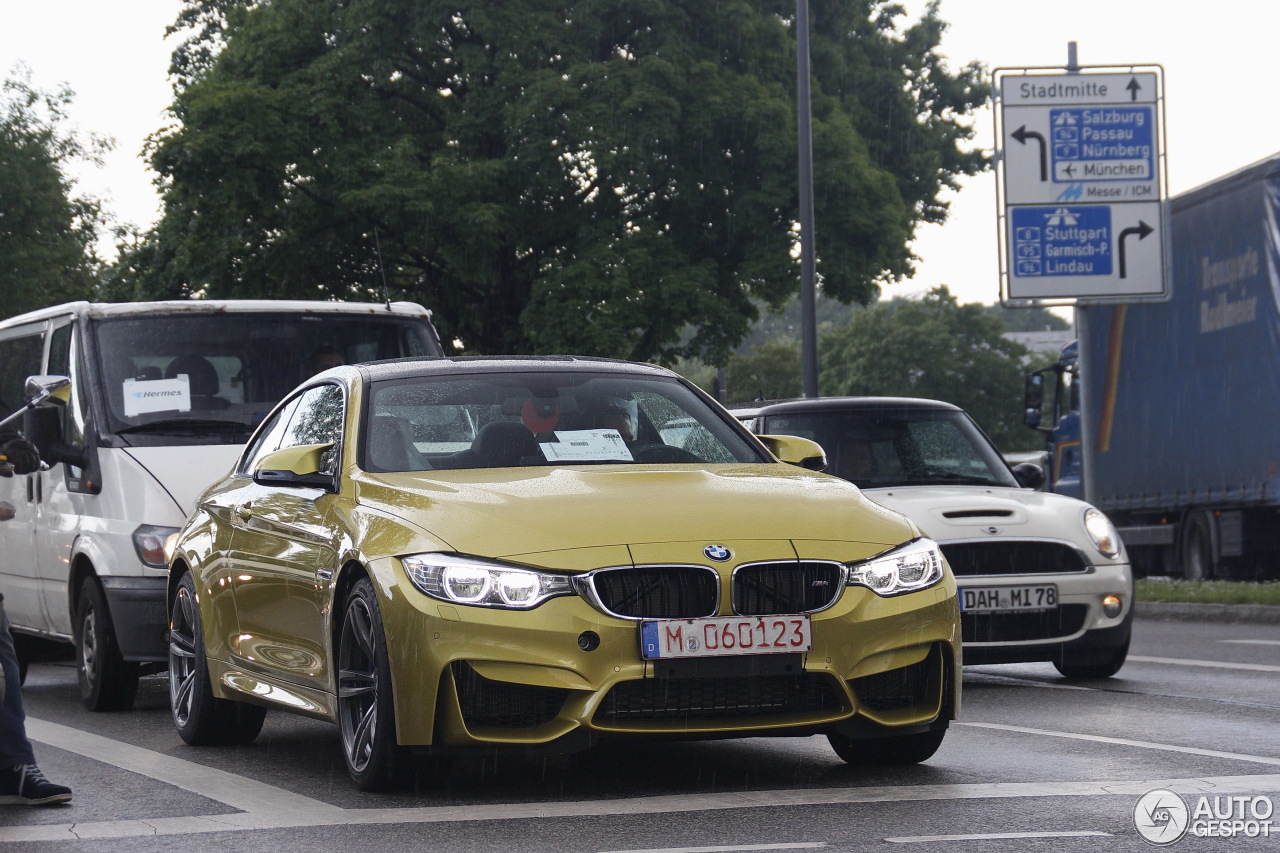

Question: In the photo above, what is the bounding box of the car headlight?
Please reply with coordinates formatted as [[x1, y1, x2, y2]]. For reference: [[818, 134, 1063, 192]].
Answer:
[[1082, 507, 1121, 558], [402, 553, 574, 609], [846, 538, 946, 597], [133, 525, 181, 568]]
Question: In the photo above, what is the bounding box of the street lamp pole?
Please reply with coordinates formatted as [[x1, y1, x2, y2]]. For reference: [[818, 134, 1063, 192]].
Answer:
[[796, 0, 819, 398]]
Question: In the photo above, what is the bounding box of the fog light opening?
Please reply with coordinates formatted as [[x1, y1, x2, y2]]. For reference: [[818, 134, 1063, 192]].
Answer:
[[578, 631, 600, 652], [1102, 594, 1123, 618]]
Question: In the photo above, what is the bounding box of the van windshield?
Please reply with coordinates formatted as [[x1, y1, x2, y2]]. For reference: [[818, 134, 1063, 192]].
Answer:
[[92, 310, 438, 442]]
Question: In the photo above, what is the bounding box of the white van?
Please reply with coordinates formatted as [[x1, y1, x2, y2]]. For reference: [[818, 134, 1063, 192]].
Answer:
[[0, 300, 443, 709]]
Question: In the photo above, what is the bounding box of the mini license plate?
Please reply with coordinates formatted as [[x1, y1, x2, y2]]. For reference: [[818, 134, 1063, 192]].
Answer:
[[640, 614, 812, 660], [959, 584, 1058, 612]]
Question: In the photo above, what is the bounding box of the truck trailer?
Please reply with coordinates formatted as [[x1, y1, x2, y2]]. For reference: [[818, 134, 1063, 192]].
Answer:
[[1026, 152, 1280, 578]]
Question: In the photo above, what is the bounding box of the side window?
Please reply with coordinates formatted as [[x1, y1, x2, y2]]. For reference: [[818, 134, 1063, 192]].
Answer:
[[49, 324, 86, 451], [278, 384, 344, 474], [239, 396, 302, 474], [0, 328, 46, 414]]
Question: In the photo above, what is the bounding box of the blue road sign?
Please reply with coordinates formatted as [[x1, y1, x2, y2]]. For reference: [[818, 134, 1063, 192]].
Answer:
[[1050, 106, 1154, 183], [1011, 206, 1112, 277]]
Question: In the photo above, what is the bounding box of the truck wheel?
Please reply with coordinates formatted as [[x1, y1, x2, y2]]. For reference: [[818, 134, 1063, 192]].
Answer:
[[76, 578, 141, 712], [1179, 511, 1216, 580]]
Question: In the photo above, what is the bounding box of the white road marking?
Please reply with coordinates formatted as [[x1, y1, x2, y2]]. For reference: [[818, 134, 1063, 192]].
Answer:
[[886, 831, 1111, 843], [6, 717, 1280, 843], [958, 721, 1280, 766], [1220, 639, 1280, 647], [599, 840, 829, 845], [1128, 654, 1280, 673]]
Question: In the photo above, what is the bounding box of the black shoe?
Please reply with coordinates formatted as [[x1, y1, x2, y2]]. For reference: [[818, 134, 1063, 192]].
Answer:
[[0, 763, 72, 805]]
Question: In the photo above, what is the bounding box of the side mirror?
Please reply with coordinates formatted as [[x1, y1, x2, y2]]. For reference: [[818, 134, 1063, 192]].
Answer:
[[1012, 461, 1047, 490], [253, 442, 338, 492], [757, 434, 827, 472], [25, 374, 72, 406]]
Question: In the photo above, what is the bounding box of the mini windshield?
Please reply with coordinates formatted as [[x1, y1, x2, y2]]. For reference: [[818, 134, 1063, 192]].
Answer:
[[364, 371, 763, 471], [761, 407, 1018, 488], [93, 311, 437, 441]]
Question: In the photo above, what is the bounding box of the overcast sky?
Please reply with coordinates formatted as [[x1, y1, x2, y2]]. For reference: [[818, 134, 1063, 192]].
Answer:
[[3, 0, 1277, 308]]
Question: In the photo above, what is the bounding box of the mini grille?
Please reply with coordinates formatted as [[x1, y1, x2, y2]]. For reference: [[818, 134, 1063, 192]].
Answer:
[[940, 541, 1088, 576], [596, 673, 845, 723], [589, 566, 718, 618], [452, 662, 567, 729], [733, 561, 843, 614], [851, 646, 938, 712], [961, 603, 1088, 642]]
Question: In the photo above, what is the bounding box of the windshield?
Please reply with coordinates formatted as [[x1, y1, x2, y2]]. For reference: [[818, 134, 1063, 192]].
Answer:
[[93, 311, 438, 442], [364, 371, 763, 472], [761, 407, 1018, 488]]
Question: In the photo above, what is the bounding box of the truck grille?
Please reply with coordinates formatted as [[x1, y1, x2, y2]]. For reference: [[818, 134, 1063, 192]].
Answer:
[[587, 566, 719, 618], [961, 604, 1088, 642], [941, 541, 1088, 576], [595, 673, 846, 723], [733, 561, 843, 615]]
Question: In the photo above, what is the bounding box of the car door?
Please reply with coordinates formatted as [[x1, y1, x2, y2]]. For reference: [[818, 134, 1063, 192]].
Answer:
[[227, 383, 344, 691], [0, 322, 48, 631]]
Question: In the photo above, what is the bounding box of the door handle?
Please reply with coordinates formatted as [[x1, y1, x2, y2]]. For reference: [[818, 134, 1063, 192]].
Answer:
[[237, 503, 253, 521]]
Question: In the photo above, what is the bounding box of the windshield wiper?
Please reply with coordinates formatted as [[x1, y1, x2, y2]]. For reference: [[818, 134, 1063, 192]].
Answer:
[[115, 418, 253, 436]]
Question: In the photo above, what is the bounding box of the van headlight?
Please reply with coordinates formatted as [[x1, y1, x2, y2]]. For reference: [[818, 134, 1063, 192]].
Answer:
[[133, 525, 181, 568], [1082, 508, 1121, 558], [402, 553, 574, 609], [846, 538, 946, 596]]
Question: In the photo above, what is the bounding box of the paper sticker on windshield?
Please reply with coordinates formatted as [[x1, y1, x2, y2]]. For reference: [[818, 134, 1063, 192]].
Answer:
[[540, 430, 634, 462], [123, 376, 192, 416]]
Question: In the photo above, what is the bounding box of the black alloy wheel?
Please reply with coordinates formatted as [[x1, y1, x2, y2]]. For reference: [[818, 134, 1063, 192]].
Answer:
[[338, 577, 409, 790]]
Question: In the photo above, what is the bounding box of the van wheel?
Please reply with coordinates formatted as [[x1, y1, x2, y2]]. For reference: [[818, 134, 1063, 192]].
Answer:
[[76, 578, 140, 711], [828, 728, 946, 766], [169, 573, 266, 745]]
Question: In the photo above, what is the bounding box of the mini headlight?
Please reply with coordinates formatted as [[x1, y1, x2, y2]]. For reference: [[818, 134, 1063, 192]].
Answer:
[[1082, 508, 1121, 558], [402, 553, 573, 610], [846, 538, 946, 597]]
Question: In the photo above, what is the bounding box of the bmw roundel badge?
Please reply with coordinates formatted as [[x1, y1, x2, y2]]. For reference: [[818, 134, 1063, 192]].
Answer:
[[704, 544, 731, 562]]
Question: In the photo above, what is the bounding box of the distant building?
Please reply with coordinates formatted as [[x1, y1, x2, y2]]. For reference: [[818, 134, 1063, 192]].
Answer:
[[1004, 329, 1074, 358]]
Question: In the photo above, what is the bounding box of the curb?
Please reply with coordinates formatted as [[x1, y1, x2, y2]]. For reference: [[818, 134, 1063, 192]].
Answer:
[[1135, 601, 1280, 625]]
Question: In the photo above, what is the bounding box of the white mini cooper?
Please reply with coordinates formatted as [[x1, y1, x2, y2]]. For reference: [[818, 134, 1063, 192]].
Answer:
[[732, 397, 1132, 679]]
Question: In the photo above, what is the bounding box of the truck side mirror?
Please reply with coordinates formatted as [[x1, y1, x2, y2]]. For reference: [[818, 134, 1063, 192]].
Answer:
[[1023, 372, 1048, 430]]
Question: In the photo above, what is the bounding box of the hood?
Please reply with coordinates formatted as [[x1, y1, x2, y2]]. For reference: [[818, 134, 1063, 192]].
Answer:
[[355, 464, 915, 561], [860, 484, 1093, 544], [123, 445, 243, 516]]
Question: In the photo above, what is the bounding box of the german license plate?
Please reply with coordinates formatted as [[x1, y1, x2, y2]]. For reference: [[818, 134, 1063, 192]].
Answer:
[[640, 615, 812, 660], [959, 584, 1058, 612]]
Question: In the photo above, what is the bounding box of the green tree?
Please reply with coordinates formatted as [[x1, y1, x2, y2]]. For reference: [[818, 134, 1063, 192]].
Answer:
[[726, 337, 801, 403], [819, 287, 1032, 449], [0, 69, 108, 320], [114, 0, 987, 359]]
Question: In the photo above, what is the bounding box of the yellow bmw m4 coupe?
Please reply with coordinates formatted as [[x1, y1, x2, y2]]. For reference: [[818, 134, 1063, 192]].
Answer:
[[166, 356, 960, 790]]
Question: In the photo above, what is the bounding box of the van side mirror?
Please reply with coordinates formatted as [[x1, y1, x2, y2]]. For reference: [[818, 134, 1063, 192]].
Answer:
[[757, 434, 827, 472], [25, 374, 72, 407], [253, 442, 338, 492]]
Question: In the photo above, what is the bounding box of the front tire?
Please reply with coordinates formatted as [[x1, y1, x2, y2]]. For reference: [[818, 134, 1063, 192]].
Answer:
[[76, 578, 140, 711], [338, 577, 408, 791], [169, 573, 266, 745], [1055, 636, 1130, 680], [828, 727, 946, 766]]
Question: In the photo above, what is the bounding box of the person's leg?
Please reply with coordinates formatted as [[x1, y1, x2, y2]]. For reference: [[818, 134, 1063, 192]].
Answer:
[[0, 596, 35, 768], [0, 595, 71, 806]]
